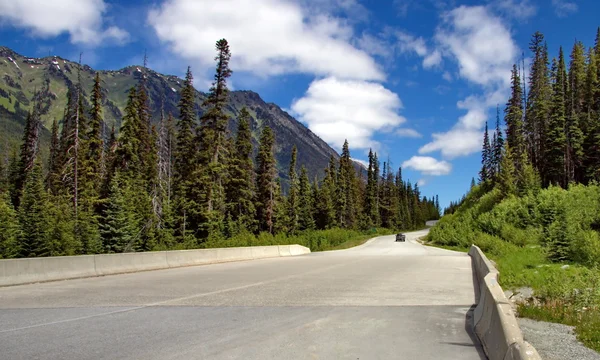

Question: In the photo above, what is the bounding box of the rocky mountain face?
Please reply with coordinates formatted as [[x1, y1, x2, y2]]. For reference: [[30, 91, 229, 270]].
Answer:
[[0, 46, 349, 182]]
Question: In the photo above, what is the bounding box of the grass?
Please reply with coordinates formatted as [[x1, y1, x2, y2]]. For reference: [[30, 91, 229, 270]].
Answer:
[[429, 229, 600, 352]]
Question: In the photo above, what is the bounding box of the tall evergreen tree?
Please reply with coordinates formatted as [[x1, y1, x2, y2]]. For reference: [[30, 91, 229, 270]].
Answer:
[[255, 126, 277, 234], [0, 192, 19, 258], [337, 140, 357, 228], [566, 40, 586, 182], [18, 161, 52, 257], [498, 146, 517, 197], [493, 106, 504, 177], [298, 166, 315, 231], [505, 64, 525, 164], [46, 118, 61, 194], [583, 47, 600, 182], [101, 173, 136, 253], [226, 107, 257, 231], [86, 72, 105, 189], [14, 110, 41, 207], [479, 122, 492, 182], [286, 146, 299, 232], [545, 51, 567, 187], [526, 32, 551, 174], [197, 39, 233, 226]]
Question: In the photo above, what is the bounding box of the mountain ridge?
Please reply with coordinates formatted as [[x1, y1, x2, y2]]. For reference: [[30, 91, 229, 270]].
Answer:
[[0, 46, 354, 182]]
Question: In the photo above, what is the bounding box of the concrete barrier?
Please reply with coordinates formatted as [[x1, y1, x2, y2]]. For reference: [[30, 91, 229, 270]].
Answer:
[[468, 245, 541, 360], [0, 255, 96, 287], [0, 245, 310, 287], [165, 249, 219, 267], [94, 251, 169, 276]]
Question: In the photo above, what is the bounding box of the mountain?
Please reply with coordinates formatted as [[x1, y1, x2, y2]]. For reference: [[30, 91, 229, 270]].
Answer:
[[0, 46, 354, 183]]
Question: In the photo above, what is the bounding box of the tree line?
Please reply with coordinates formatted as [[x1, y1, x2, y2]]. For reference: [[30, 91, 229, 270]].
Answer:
[[479, 28, 600, 196], [0, 39, 439, 259]]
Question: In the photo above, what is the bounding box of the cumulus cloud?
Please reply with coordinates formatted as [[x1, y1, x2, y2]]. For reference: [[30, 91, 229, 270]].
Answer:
[[402, 156, 452, 176], [0, 0, 129, 45], [394, 30, 442, 69], [148, 0, 383, 80], [291, 77, 405, 150], [552, 0, 578, 17], [491, 0, 537, 20], [396, 128, 422, 138], [420, 5, 517, 159], [435, 6, 517, 88]]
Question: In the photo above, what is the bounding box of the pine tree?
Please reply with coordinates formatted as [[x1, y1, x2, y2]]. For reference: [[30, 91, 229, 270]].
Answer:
[[14, 110, 41, 207], [18, 161, 52, 257], [0, 192, 20, 258], [583, 47, 600, 182], [498, 146, 517, 197], [314, 156, 337, 229], [226, 107, 257, 231], [493, 106, 504, 178], [174, 67, 198, 188], [566, 40, 586, 183], [46, 118, 61, 194], [197, 39, 233, 227], [86, 72, 105, 189], [286, 146, 299, 232], [173, 67, 198, 241], [115, 87, 141, 173], [298, 166, 315, 231], [505, 64, 526, 164], [101, 173, 136, 253], [545, 51, 567, 187], [337, 140, 357, 228], [365, 149, 380, 227], [256, 126, 277, 234], [479, 122, 491, 183], [526, 32, 551, 174]]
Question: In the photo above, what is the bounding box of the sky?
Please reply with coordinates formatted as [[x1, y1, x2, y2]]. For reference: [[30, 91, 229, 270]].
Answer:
[[0, 0, 599, 209]]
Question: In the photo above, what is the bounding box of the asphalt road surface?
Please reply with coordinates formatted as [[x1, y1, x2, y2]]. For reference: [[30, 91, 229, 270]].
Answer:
[[0, 229, 485, 359]]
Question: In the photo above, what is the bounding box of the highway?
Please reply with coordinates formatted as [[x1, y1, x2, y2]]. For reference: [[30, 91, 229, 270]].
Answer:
[[0, 229, 485, 359]]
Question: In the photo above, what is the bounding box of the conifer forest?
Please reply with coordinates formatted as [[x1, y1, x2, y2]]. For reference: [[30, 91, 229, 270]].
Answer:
[[0, 39, 440, 259]]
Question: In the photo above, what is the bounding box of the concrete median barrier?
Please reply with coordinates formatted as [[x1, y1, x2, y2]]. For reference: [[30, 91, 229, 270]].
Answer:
[[0, 245, 310, 287], [94, 251, 169, 276], [468, 245, 541, 360], [0, 255, 96, 287]]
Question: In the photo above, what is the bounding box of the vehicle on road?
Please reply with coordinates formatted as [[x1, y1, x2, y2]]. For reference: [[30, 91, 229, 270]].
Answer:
[[395, 233, 406, 242]]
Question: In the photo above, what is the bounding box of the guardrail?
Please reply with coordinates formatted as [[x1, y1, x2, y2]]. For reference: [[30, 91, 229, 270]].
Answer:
[[469, 245, 541, 360], [0, 245, 310, 287]]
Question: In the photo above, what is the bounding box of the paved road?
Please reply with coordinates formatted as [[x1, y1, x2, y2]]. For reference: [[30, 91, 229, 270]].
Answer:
[[0, 229, 485, 359]]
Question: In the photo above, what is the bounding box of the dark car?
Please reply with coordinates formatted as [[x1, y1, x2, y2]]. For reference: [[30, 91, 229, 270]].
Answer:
[[395, 233, 406, 242]]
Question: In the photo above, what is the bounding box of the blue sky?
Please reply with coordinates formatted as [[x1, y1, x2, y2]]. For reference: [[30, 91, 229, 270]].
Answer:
[[0, 0, 598, 208]]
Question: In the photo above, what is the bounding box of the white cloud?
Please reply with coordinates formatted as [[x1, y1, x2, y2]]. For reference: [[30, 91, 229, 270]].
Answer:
[[291, 77, 405, 150], [357, 33, 393, 58], [394, 30, 442, 70], [442, 71, 452, 81], [420, 5, 517, 159], [419, 128, 483, 158], [552, 0, 578, 17], [0, 0, 129, 45], [423, 50, 442, 68], [148, 0, 383, 80], [435, 5, 517, 88], [417, 179, 427, 187], [402, 156, 452, 176], [396, 128, 422, 138], [491, 0, 537, 20]]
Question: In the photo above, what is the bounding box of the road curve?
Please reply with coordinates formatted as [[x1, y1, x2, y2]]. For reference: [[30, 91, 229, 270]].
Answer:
[[0, 229, 485, 359]]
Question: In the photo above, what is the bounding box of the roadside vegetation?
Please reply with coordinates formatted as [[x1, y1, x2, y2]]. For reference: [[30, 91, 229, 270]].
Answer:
[[198, 227, 396, 252], [428, 27, 600, 352], [428, 183, 600, 351]]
